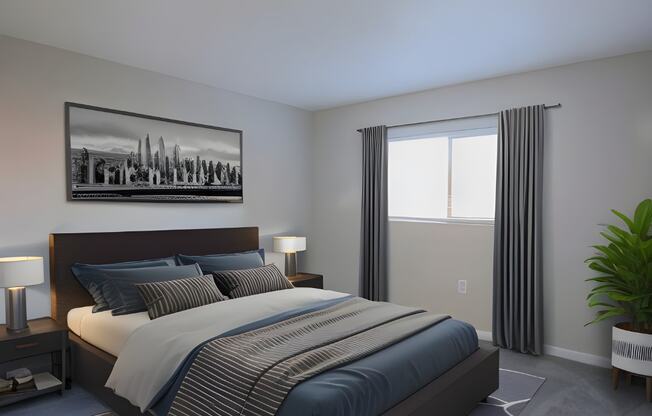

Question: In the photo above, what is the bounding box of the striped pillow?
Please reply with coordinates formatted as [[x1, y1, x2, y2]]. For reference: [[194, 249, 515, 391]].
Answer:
[[211, 264, 294, 298], [135, 275, 228, 319], [99, 264, 204, 316]]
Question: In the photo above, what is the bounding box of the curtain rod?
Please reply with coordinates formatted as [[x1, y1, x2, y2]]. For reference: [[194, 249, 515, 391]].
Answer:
[[356, 103, 561, 133]]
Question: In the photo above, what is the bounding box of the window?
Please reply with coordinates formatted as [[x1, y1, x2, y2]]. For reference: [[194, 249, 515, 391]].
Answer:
[[388, 117, 497, 223]]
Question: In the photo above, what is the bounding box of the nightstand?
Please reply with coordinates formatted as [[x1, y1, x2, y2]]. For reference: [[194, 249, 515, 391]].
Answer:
[[289, 273, 324, 289], [0, 317, 67, 407]]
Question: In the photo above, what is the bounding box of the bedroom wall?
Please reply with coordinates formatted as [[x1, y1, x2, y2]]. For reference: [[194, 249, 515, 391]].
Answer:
[[0, 35, 313, 323], [308, 50, 652, 360], [389, 221, 494, 332]]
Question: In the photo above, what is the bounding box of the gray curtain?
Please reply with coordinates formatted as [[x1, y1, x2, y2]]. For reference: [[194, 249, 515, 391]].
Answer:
[[359, 125, 388, 301], [492, 105, 544, 355]]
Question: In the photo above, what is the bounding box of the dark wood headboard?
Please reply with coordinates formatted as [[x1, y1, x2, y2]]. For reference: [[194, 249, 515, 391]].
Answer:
[[49, 227, 259, 325]]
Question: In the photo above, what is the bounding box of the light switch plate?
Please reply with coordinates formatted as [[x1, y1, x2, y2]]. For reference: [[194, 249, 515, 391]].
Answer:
[[457, 280, 467, 294]]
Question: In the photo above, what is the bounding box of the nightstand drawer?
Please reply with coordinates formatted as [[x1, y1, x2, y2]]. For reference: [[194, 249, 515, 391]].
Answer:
[[0, 332, 62, 361]]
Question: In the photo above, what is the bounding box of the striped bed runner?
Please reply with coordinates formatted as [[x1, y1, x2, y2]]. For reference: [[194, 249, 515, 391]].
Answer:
[[169, 297, 449, 416]]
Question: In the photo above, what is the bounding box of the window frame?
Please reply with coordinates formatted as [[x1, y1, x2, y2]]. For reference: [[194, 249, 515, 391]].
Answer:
[[388, 126, 497, 225]]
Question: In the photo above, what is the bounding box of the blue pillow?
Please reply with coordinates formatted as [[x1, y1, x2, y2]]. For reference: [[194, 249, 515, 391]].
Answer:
[[99, 263, 203, 316], [71, 257, 177, 312], [176, 249, 265, 274]]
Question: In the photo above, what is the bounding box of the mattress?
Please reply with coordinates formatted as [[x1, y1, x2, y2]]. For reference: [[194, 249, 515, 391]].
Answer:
[[67, 306, 150, 356]]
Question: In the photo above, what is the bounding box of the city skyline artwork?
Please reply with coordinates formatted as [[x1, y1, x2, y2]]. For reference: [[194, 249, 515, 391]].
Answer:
[[66, 103, 243, 202]]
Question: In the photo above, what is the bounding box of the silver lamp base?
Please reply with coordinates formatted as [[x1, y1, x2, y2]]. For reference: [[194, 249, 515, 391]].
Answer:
[[284, 252, 297, 277], [5, 287, 28, 333]]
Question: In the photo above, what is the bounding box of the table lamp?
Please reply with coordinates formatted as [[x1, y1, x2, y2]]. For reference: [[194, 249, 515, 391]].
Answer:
[[273, 236, 306, 277], [0, 257, 44, 333]]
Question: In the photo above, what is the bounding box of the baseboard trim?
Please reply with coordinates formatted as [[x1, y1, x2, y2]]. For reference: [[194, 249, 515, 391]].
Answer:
[[475, 330, 611, 369], [543, 344, 611, 368], [476, 330, 492, 341]]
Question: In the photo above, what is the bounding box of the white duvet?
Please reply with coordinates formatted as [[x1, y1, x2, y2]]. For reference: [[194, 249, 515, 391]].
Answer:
[[105, 288, 348, 411]]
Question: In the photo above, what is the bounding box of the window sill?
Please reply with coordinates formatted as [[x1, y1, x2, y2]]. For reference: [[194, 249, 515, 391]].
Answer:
[[389, 216, 494, 226]]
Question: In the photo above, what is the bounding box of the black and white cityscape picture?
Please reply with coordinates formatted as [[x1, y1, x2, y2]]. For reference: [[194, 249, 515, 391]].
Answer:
[[66, 103, 243, 202]]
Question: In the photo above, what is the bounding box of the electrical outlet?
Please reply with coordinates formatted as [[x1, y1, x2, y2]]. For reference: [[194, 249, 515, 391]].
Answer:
[[457, 280, 467, 294]]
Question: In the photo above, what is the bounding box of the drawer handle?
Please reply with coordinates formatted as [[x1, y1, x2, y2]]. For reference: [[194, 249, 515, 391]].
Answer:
[[15, 342, 39, 350]]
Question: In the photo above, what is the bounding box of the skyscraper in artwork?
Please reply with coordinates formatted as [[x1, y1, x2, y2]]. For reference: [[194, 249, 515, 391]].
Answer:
[[158, 136, 166, 183], [195, 155, 201, 183], [137, 139, 142, 165], [145, 134, 153, 168], [173, 144, 181, 169]]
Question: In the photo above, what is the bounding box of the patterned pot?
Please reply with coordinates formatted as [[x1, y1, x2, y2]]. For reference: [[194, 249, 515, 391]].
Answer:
[[612, 323, 652, 376]]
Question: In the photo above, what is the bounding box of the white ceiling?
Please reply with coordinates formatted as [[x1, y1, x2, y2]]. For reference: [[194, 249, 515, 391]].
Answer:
[[1, 0, 652, 110]]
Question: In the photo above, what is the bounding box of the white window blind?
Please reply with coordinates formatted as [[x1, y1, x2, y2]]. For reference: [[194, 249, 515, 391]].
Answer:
[[388, 115, 498, 223]]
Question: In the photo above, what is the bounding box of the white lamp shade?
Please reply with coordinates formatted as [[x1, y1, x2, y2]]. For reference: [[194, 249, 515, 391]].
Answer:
[[0, 257, 44, 288], [273, 236, 306, 253]]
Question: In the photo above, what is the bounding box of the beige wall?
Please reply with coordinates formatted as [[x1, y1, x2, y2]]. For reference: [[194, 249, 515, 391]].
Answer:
[[389, 221, 493, 332], [308, 50, 652, 359], [0, 36, 313, 322]]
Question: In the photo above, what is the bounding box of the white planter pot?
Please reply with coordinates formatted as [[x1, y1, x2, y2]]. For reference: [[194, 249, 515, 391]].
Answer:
[[612, 323, 652, 376]]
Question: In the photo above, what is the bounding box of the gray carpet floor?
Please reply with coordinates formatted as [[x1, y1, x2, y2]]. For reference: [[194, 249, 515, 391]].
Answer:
[[471, 368, 546, 415], [486, 342, 652, 416], [1, 343, 651, 415], [0, 385, 109, 416]]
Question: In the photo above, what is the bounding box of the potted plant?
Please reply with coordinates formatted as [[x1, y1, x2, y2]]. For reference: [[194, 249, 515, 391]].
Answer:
[[586, 198, 652, 380]]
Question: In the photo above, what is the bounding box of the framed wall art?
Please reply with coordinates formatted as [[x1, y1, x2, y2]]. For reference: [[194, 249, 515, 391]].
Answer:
[[65, 102, 243, 202]]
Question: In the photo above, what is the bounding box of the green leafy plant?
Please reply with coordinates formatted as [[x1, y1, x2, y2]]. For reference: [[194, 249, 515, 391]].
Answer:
[[585, 199, 652, 333]]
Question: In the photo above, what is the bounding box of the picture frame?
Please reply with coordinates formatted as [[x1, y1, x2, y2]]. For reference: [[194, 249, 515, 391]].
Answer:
[[65, 102, 243, 203]]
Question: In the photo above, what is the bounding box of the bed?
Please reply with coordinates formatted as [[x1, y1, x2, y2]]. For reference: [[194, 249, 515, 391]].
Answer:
[[49, 227, 498, 416]]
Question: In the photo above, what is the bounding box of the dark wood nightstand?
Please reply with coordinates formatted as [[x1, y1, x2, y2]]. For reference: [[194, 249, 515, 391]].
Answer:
[[289, 273, 324, 289], [0, 317, 67, 407]]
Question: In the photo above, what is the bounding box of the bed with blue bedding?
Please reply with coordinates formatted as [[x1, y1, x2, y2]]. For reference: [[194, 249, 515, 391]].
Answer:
[[51, 227, 498, 416], [149, 296, 479, 416], [103, 289, 483, 416]]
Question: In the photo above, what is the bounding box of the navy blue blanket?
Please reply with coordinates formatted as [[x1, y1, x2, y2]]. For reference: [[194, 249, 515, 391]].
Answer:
[[150, 296, 478, 415]]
